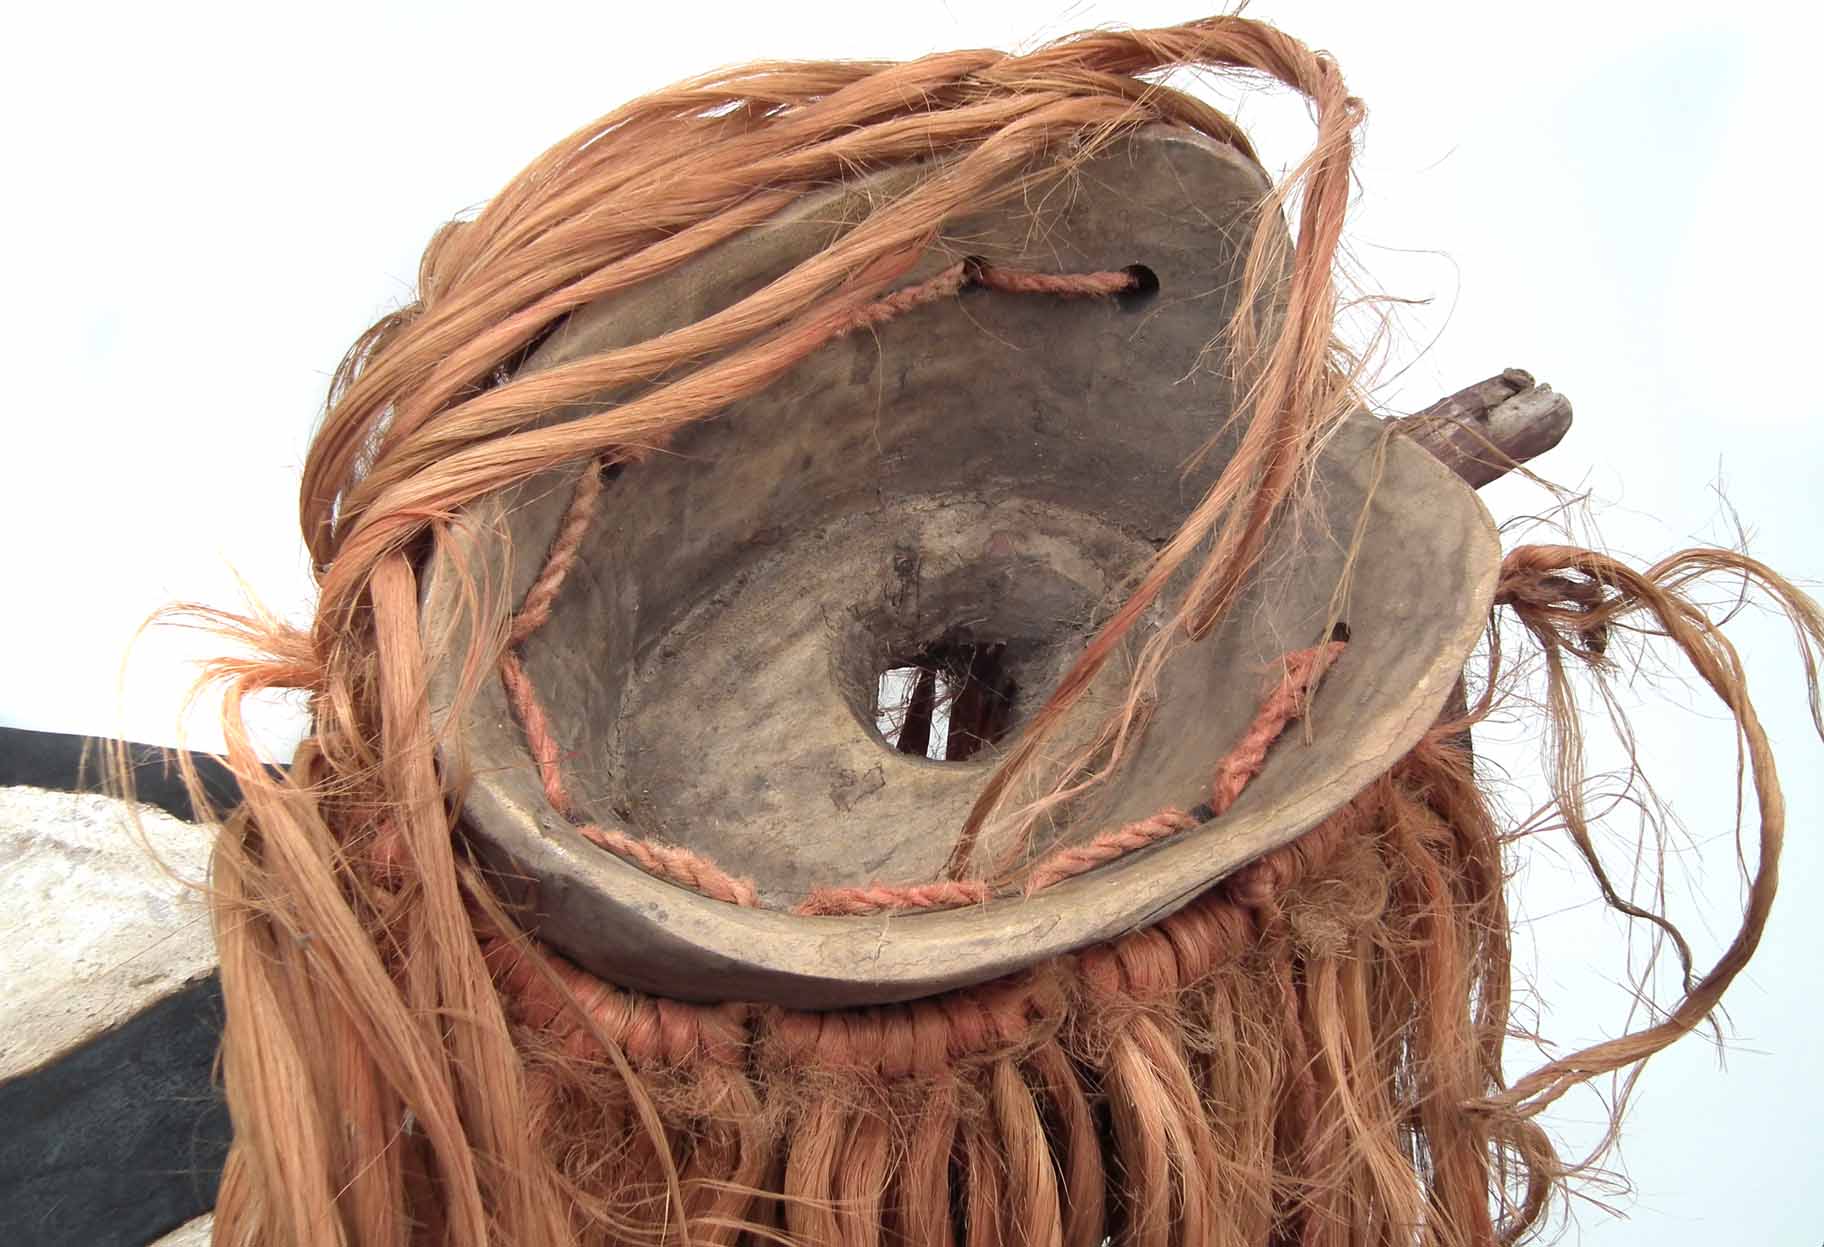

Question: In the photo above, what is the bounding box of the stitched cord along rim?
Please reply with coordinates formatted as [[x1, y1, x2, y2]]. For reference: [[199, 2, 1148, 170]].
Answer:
[[421, 130, 1501, 1006]]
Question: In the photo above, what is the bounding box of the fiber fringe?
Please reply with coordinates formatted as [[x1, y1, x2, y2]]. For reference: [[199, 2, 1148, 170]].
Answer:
[[135, 12, 1824, 1247], [181, 540, 1823, 1246], [468, 735, 1524, 1247]]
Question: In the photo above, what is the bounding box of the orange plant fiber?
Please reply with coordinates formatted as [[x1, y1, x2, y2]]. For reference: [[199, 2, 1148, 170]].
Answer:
[[147, 14, 1824, 1247]]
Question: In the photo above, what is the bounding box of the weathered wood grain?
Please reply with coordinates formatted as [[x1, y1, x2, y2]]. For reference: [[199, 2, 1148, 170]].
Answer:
[[1395, 368, 1573, 487]]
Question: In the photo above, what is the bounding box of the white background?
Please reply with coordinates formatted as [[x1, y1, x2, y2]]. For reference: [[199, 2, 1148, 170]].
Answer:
[[3, 2, 1819, 1241]]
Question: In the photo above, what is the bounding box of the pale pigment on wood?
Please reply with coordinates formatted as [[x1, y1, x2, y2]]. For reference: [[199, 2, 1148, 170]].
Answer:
[[1, 786, 214, 1080]]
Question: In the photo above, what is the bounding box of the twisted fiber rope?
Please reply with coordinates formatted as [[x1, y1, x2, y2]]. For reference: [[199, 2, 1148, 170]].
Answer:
[[496, 435, 765, 904], [796, 879, 993, 916], [498, 652, 575, 818], [1208, 638, 1345, 809], [825, 259, 971, 337], [498, 260, 1140, 908], [1022, 638, 1342, 892], [575, 822, 761, 908], [508, 461, 606, 647], [795, 256, 1138, 347], [1018, 809, 1201, 896], [506, 540, 1344, 913], [811, 636, 1348, 907], [973, 263, 1139, 298], [487, 791, 1354, 1074]]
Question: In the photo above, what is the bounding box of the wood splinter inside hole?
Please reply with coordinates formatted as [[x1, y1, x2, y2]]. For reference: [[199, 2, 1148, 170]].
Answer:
[[873, 641, 1018, 762]]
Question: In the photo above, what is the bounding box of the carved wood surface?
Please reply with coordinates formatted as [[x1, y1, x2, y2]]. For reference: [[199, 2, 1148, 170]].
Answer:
[[0, 365, 1571, 1244], [1394, 368, 1572, 488]]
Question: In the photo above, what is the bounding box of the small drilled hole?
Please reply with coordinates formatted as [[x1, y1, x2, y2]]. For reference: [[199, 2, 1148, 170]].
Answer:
[[1117, 263, 1160, 311], [873, 640, 1018, 761]]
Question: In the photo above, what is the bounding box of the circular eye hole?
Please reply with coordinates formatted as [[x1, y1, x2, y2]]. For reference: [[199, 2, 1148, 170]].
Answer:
[[1117, 263, 1161, 311], [873, 640, 1018, 761]]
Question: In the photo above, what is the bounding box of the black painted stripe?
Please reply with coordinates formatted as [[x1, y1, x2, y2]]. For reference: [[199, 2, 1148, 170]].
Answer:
[[0, 729, 247, 1245], [0, 727, 249, 825], [0, 975, 229, 1247]]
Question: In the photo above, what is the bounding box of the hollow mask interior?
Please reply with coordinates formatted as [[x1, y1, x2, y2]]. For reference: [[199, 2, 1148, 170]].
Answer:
[[422, 127, 1499, 1004]]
